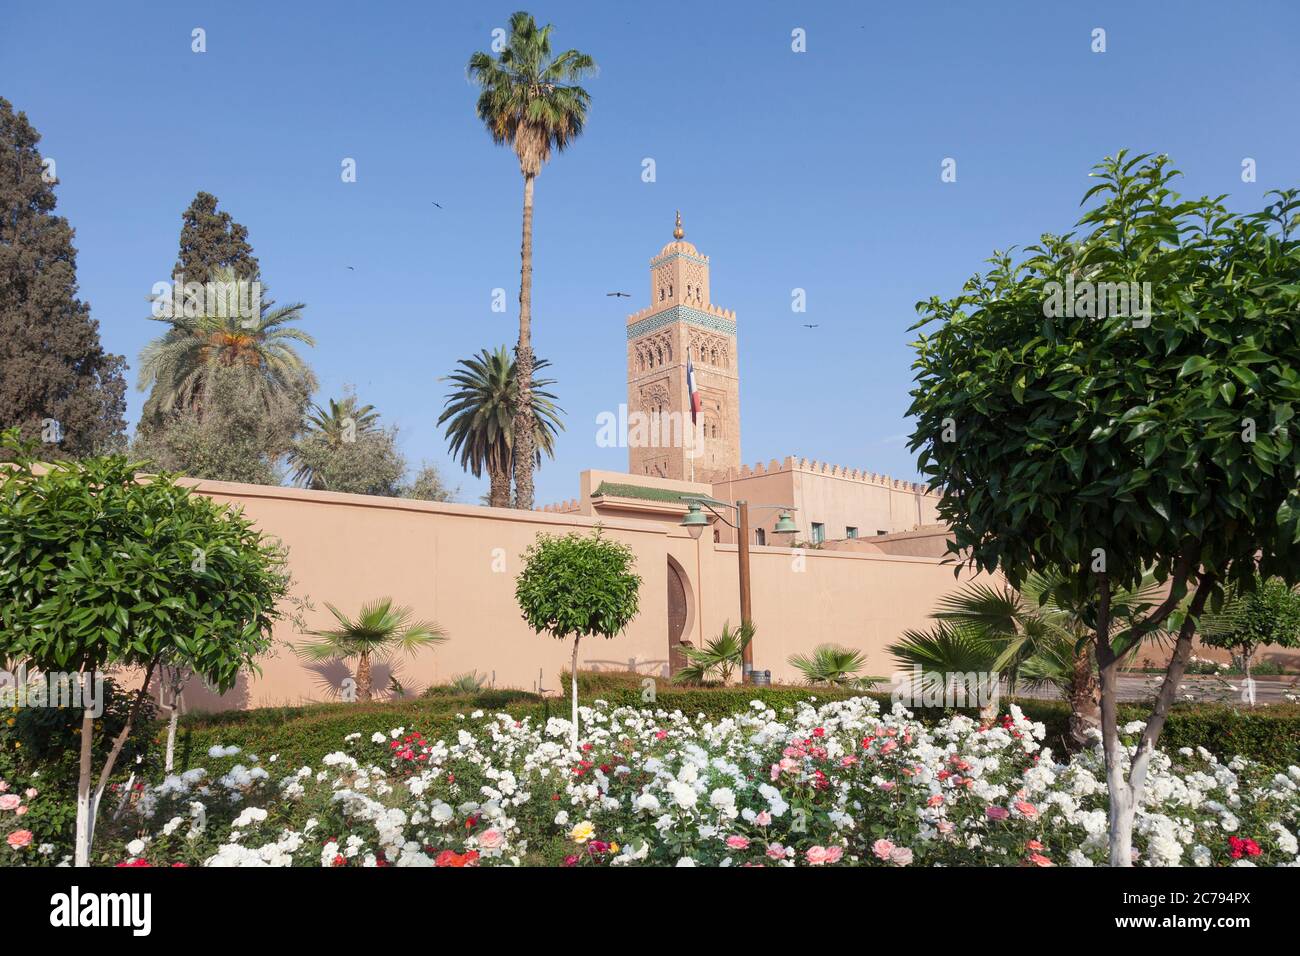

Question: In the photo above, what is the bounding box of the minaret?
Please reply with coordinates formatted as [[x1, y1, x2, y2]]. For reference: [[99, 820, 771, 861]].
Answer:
[[626, 213, 740, 481]]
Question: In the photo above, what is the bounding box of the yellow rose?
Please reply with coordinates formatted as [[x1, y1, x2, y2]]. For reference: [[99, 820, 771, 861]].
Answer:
[[569, 820, 595, 844]]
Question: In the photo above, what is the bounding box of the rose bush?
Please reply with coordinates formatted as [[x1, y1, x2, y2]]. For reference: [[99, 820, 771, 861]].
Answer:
[[9, 696, 1299, 867]]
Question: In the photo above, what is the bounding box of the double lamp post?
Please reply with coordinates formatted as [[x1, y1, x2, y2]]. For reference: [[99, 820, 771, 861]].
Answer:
[[680, 496, 799, 684]]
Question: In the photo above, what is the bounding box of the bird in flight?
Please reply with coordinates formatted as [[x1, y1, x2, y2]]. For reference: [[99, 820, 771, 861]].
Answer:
[[802, 323, 819, 328], [347, 266, 355, 271], [606, 291, 630, 298]]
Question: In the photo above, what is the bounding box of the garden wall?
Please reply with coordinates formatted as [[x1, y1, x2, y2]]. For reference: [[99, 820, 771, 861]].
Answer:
[[175, 479, 989, 710]]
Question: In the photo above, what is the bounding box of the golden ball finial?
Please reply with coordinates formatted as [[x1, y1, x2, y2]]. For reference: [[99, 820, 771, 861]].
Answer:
[[673, 210, 684, 240]]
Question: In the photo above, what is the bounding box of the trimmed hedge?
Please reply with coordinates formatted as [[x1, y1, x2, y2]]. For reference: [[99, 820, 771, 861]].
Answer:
[[171, 671, 1300, 770]]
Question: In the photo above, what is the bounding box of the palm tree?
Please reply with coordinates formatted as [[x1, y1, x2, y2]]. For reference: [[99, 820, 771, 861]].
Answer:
[[288, 394, 381, 488], [296, 598, 447, 702], [890, 572, 1165, 743], [467, 12, 595, 511], [438, 346, 563, 508], [673, 621, 754, 684], [138, 265, 316, 418], [788, 644, 871, 687]]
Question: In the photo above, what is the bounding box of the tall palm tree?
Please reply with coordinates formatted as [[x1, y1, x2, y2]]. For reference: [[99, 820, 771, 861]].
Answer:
[[138, 265, 316, 418], [467, 11, 595, 511], [287, 394, 381, 488], [296, 598, 447, 703], [438, 346, 563, 508]]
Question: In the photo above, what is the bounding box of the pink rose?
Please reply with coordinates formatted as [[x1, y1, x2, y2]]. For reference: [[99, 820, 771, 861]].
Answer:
[[766, 843, 787, 860], [725, 835, 750, 850], [878, 781, 896, 792], [937, 820, 955, 835], [986, 806, 1010, 821], [889, 846, 914, 866], [6, 829, 32, 849], [805, 845, 830, 865], [24, 789, 37, 799], [927, 794, 944, 807], [872, 838, 895, 861], [478, 829, 505, 850], [879, 740, 897, 755], [1014, 800, 1039, 821], [755, 811, 772, 826], [0, 795, 20, 811], [823, 846, 843, 864]]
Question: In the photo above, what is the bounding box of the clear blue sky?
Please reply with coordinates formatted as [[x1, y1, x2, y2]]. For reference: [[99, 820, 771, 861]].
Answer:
[[4, 1, 1297, 505]]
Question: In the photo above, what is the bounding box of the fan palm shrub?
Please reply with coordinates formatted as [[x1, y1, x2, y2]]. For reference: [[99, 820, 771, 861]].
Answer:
[[788, 644, 871, 687], [673, 621, 754, 684], [890, 572, 1165, 743], [296, 598, 447, 702]]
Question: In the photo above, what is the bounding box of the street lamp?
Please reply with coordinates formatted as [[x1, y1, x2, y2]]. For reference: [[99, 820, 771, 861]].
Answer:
[[680, 495, 799, 683]]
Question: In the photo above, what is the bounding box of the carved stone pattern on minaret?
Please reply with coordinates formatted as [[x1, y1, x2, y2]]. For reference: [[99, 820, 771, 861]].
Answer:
[[634, 330, 675, 373], [638, 380, 670, 413], [688, 330, 731, 369]]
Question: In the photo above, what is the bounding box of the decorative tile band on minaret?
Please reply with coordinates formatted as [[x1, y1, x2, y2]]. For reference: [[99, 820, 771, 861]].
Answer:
[[626, 214, 741, 482]]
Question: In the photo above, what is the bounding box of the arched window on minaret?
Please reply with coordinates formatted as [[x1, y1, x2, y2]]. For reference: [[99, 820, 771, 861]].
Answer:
[[667, 284, 673, 298], [711, 347, 718, 365], [659, 287, 664, 301], [655, 346, 663, 365]]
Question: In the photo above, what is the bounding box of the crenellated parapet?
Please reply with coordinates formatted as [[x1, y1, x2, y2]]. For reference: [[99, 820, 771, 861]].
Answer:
[[537, 498, 581, 514], [721, 456, 942, 497]]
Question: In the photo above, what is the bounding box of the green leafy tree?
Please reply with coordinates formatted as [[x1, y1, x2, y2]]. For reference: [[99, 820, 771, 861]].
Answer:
[[515, 529, 640, 747], [138, 264, 316, 419], [438, 346, 563, 507], [173, 190, 260, 284], [468, 12, 595, 510], [0, 428, 287, 865], [1200, 574, 1300, 687], [288, 394, 381, 487], [401, 462, 458, 503], [787, 643, 869, 688], [131, 364, 304, 485], [907, 151, 1300, 864], [296, 598, 446, 702], [673, 621, 754, 684], [0, 97, 127, 458]]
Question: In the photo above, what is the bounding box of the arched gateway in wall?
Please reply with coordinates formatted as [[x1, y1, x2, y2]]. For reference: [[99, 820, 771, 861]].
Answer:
[[666, 556, 691, 677]]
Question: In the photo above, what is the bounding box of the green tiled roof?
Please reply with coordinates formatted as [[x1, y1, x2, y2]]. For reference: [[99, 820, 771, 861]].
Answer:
[[592, 481, 692, 504]]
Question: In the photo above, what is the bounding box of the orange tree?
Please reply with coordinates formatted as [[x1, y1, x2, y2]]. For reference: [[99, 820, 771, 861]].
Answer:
[[0, 429, 287, 865], [907, 153, 1300, 865]]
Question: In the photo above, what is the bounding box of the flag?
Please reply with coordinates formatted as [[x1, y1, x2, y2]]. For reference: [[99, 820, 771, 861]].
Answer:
[[687, 350, 702, 425]]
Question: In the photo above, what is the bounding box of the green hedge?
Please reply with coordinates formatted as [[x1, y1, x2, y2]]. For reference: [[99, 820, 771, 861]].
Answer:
[[171, 671, 1300, 770]]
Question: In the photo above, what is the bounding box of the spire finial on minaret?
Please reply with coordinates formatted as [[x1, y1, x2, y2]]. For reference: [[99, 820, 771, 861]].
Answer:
[[673, 210, 684, 240]]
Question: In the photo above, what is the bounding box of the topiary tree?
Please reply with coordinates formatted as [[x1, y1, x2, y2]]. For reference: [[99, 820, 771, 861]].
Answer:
[[0, 428, 288, 865], [515, 529, 641, 748], [1199, 574, 1300, 689], [907, 152, 1300, 864]]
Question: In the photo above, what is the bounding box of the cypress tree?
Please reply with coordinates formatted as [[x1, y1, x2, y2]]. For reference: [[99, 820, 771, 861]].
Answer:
[[173, 190, 260, 284], [0, 97, 126, 457]]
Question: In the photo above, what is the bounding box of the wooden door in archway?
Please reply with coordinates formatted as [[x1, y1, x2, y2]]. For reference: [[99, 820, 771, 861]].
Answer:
[[667, 558, 689, 675]]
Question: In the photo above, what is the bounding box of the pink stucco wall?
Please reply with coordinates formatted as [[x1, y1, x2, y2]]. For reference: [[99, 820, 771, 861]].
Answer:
[[175, 478, 989, 711]]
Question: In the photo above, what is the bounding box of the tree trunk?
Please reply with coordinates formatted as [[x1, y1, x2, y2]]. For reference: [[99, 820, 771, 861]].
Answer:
[[1242, 646, 1255, 707], [356, 651, 372, 702], [488, 461, 511, 508], [165, 702, 181, 773], [73, 704, 95, 867], [512, 172, 537, 512], [570, 635, 581, 752], [1068, 644, 1101, 747]]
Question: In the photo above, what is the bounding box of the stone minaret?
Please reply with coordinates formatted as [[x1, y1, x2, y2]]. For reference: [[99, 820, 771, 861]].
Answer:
[[626, 213, 740, 481]]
